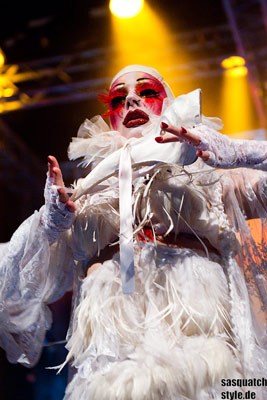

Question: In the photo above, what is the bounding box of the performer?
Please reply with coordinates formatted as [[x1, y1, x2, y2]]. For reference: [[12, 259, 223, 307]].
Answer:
[[0, 65, 266, 400]]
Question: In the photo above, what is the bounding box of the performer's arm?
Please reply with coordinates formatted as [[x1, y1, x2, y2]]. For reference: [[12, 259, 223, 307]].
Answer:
[[155, 123, 267, 219], [0, 156, 76, 367], [43, 156, 76, 244], [155, 122, 267, 170]]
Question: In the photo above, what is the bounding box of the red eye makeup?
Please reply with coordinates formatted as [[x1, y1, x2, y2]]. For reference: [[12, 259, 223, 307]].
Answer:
[[98, 87, 127, 118], [136, 79, 165, 102]]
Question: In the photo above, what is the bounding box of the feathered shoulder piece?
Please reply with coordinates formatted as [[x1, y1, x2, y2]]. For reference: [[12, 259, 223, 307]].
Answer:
[[68, 115, 127, 167]]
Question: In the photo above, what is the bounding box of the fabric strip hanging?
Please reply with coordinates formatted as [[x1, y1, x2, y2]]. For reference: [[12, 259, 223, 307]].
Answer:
[[119, 143, 135, 294]]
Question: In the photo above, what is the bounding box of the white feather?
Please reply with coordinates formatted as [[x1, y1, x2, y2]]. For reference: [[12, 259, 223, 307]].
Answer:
[[64, 243, 241, 399]]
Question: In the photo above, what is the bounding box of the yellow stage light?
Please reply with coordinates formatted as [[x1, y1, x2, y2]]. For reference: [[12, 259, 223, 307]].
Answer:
[[0, 74, 18, 99], [3, 87, 15, 97], [109, 0, 144, 18], [0, 49, 5, 68], [220, 55, 257, 134], [221, 56, 245, 69], [0, 100, 22, 113], [225, 66, 248, 78], [221, 67, 256, 135], [109, 2, 190, 96]]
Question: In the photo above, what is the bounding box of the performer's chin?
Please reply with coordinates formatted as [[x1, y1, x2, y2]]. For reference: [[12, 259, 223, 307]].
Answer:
[[120, 122, 149, 139]]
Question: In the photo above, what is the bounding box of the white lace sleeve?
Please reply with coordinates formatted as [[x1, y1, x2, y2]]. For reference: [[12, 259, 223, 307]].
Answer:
[[42, 174, 76, 244], [191, 124, 267, 170], [0, 175, 76, 367]]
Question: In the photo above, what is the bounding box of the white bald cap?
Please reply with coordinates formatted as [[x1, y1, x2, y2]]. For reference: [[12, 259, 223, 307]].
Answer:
[[110, 65, 175, 101]]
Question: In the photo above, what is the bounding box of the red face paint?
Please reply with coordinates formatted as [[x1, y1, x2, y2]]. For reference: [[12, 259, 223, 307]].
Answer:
[[98, 71, 167, 138], [98, 87, 127, 118], [135, 79, 165, 115]]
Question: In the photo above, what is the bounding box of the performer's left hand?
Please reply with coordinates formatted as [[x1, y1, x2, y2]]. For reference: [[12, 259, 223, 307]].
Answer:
[[156, 122, 267, 170], [155, 122, 210, 162]]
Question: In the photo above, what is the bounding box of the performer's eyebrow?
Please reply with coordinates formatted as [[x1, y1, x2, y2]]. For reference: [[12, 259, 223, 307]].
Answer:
[[112, 83, 125, 89], [136, 78, 153, 82], [112, 78, 154, 89]]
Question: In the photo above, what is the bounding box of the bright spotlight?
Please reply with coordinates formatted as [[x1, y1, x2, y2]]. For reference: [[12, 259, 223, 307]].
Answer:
[[225, 66, 248, 77], [221, 56, 245, 69], [109, 0, 144, 18]]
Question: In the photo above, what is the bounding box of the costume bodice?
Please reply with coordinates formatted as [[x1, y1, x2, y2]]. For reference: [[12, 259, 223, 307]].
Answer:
[[70, 159, 239, 262]]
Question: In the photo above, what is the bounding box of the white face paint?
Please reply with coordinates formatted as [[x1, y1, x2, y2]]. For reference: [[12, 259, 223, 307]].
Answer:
[[108, 71, 168, 139]]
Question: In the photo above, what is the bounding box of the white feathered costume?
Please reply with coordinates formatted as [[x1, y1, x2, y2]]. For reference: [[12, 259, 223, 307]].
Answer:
[[0, 66, 266, 400]]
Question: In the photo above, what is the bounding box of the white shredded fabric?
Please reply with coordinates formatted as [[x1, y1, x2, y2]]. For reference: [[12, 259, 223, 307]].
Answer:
[[59, 158, 267, 399], [64, 244, 243, 400]]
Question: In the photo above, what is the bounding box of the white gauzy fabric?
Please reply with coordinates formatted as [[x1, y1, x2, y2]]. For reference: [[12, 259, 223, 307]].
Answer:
[[154, 88, 203, 136], [68, 116, 127, 168], [190, 124, 267, 170], [119, 144, 135, 294], [42, 175, 76, 244], [0, 174, 76, 367]]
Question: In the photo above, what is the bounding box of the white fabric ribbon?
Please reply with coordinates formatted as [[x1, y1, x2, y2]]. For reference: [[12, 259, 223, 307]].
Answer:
[[119, 143, 135, 294]]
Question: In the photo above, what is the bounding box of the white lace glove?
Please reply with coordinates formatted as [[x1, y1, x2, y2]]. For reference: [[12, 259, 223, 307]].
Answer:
[[41, 174, 76, 244], [191, 124, 267, 170]]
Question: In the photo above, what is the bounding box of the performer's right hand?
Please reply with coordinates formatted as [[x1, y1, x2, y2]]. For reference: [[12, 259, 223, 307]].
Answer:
[[48, 155, 76, 212], [41, 156, 76, 244]]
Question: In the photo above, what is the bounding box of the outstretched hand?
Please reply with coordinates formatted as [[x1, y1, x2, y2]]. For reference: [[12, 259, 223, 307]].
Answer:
[[48, 156, 76, 212], [155, 122, 210, 162]]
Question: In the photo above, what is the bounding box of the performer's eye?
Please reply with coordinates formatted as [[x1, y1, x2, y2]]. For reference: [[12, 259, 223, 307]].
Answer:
[[111, 96, 125, 109], [140, 89, 160, 98]]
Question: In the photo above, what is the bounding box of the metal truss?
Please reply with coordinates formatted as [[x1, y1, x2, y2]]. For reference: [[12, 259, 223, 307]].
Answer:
[[0, 15, 265, 120]]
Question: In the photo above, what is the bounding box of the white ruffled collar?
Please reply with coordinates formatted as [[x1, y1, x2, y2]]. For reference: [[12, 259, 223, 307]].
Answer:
[[68, 89, 222, 170]]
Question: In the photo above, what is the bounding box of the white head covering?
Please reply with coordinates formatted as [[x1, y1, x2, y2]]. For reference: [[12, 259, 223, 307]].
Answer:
[[110, 64, 175, 101]]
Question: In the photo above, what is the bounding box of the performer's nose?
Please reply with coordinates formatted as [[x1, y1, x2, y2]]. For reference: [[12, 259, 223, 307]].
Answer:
[[126, 91, 141, 109]]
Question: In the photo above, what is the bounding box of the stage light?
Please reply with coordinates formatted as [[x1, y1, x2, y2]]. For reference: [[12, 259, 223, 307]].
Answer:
[[0, 73, 18, 100], [3, 87, 15, 97], [109, 0, 144, 18], [221, 66, 256, 135], [221, 56, 245, 69], [225, 66, 248, 77], [220, 54, 255, 134], [0, 49, 5, 68], [221, 56, 247, 78], [0, 100, 22, 113], [109, 1, 190, 97]]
